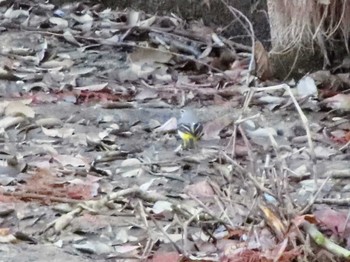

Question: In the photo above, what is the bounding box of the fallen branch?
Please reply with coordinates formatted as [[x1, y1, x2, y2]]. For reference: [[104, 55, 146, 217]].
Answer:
[[302, 221, 350, 259]]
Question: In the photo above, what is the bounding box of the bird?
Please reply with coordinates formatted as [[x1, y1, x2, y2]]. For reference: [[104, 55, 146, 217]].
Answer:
[[177, 109, 204, 149]]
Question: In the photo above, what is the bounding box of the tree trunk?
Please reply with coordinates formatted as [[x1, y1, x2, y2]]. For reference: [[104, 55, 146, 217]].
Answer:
[[267, 0, 350, 79]]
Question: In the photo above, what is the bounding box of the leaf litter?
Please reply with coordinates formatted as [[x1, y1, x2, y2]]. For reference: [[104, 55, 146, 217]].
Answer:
[[0, 1, 349, 262]]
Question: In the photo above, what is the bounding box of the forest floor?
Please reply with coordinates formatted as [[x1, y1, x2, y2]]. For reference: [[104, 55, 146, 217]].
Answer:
[[1, 1, 350, 262]]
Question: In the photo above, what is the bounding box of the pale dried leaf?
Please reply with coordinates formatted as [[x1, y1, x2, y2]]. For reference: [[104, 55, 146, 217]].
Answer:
[[4, 7, 29, 19], [35, 117, 62, 127], [70, 13, 93, 24], [139, 15, 156, 27], [0, 116, 26, 129], [0, 233, 16, 243], [154, 117, 177, 133], [54, 154, 87, 167], [40, 59, 74, 69], [297, 76, 318, 97], [41, 127, 74, 138], [63, 30, 81, 47], [152, 200, 173, 214], [74, 241, 113, 255], [114, 245, 140, 254], [246, 127, 278, 138], [140, 178, 156, 191], [74, 83, 108, 91], [129, 48, 173, 65], [113, 63, 155, 82], [5, 101, 35, 118], [49, 17, 69, 29], [135, 88, 158, 101], [116, 158, 143, 177]]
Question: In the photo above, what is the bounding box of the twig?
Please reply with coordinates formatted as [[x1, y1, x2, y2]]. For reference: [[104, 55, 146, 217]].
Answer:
[[29, 29, 232, 80], [339, 140, 350, 151], [222, 152, 276, 197], [183, 211, 201, 256], [214, 195, 234, 228], [314, 198, 350, 206], [187, 193, 228, 226], [299, 175, 331, 214], [138, 200, 154, 260], [302, 221, 350, 258], [341, 210, 350, 240], [228, 113, 260, 157], [322, 169, 350, 178], [149, 214, 185, 255], [219, 0, 256, 85], [2, 191, 80, 204], [253, 84, 317, 188]]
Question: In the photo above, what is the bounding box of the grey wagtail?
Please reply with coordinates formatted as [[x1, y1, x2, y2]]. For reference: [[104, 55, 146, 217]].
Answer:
[[177, 109, 204, 149]]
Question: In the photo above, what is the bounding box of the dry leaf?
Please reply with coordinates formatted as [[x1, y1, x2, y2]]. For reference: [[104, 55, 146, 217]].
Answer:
[[297, 76, 318, 97], [129, 48, 173, 65], [41, 127, 74, 138], [152, 251, 180, 262], [74, 241, 114, 255], [152, 200, 173, 214], [185, 180, 215, 197], [113, 63, 155, 82], [63, 30, 81, 46], [40, 59, 74, 69], [246, 127, 278, 138], [49, 17, 68, 29], [139, 15, 156, 27], [259, 204, 286, 240], [322, 94, 350, 111], [5, 101, 35, 118], [254, 40, 272, 80], [154, 117, 177, 133], [116, 158, 144, 178], [70, 13, 93, 24], [54, 154, 88, 167], [74, 83, 108, 91], [202, 113, 233, 140], [0, 116, 25, 129], [35, 118, 63, 128]]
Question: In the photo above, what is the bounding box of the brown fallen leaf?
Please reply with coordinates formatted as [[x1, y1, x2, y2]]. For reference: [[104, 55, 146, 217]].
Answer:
[[152, 251, 180, 262], [321, 94, 350, 111], [184, 180, 215, 197], [254, 40, 272, 81], [259, 204, 287, 241], [314, 208, 350, 236]]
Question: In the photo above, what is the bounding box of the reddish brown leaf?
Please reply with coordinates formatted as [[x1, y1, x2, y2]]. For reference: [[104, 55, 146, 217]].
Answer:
[[151, 251, 181, 262]]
